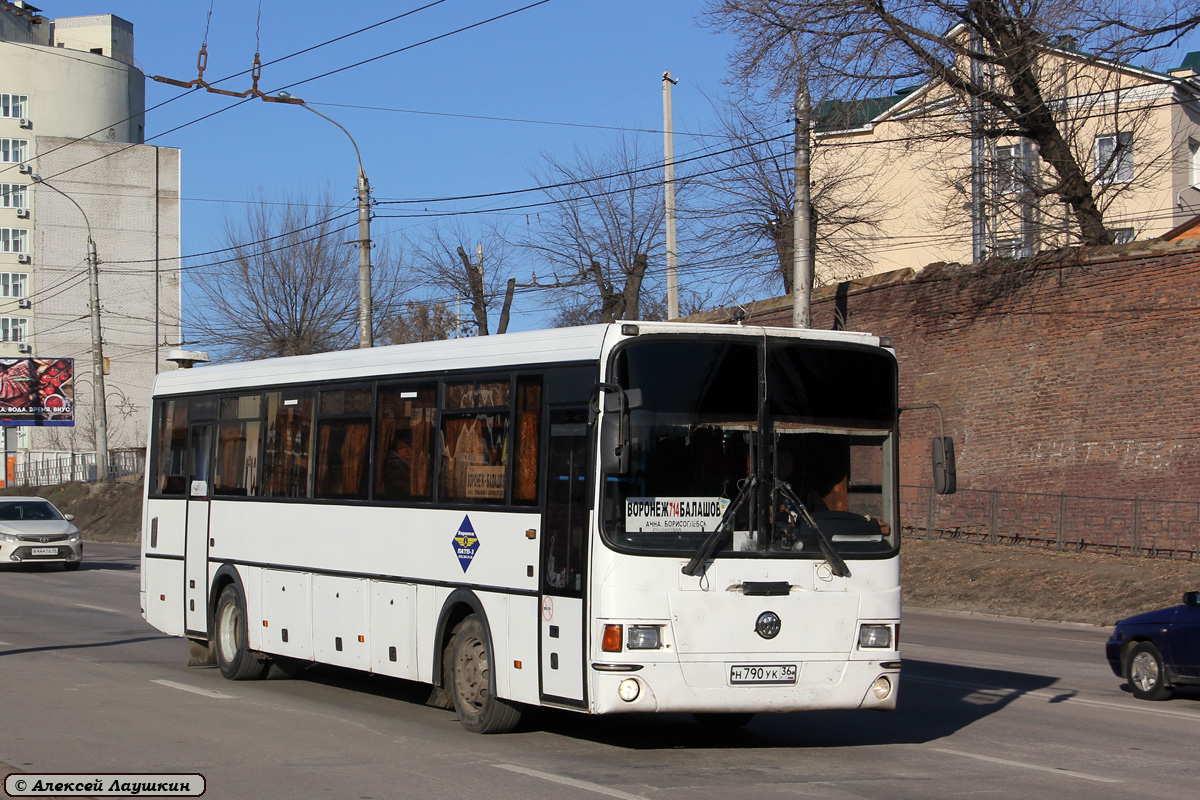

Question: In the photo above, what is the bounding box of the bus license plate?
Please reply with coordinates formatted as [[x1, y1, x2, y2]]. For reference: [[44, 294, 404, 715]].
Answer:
[[730, 664, 797, 685], [31, 547, 58, 556]]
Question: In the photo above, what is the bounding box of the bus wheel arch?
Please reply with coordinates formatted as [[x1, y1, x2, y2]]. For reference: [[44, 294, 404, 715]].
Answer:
[[210, 567, 268, 681], [434, 592, 521, 733]]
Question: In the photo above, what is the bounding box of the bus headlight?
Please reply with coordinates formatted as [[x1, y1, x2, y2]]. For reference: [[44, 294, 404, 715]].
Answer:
[[627, 625, 662, 650], [618, 678, 641, 702], [871, 676, 893, 700], [858, 624, 893, 649]]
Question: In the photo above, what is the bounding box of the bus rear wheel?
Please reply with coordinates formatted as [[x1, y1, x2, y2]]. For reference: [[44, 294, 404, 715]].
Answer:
[[448, 614, 521, 733], [214, 584, 269, 681]]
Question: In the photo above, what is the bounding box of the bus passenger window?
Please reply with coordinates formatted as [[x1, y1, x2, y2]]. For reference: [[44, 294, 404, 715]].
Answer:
[[261, 391, 314, 498], [214, 394, 263, 497], [512, 376, 542, 505], [375, 384, 436, 501], [314, 419, 371, 500], [439, 413, 509, 505], [154, 398, 188, 496]]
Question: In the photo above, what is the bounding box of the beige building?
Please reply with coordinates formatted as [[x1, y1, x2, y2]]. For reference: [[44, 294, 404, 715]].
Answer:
[[1, 1, 181, 470], [812, 43, 1200, 280]]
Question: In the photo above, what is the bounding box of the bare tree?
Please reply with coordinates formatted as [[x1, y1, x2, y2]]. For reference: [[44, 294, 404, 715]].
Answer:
[[527, 138, 666, 325], [377, 300, 462, 344], [188, 189, 409, 361], [703, 0, 1200, 246], [689, 93, 889, 295], [405, 220, 517, 336]]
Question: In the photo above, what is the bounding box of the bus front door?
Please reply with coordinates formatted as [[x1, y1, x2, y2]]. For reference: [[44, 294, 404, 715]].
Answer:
[[183, 422, 213, 636], [539, 407, 588, 706]]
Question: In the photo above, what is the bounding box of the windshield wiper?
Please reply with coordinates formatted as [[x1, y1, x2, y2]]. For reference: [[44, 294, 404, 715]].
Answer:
[[681, 476, 756, 577], [776, 481, 852, 578]]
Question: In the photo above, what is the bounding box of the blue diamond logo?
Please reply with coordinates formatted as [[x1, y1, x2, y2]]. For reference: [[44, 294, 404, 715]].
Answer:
[[452, 515, 480, 572]]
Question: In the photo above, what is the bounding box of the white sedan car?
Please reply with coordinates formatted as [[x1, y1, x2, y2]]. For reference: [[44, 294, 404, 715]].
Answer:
[[0, 497, 82, 571]]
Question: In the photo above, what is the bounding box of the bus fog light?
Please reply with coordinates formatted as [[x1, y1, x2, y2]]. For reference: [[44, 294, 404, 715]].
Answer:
[[618, 678, 641, 702], [859, 624, 892, 649], [871, 676, 893, 700], [627, 625, 662, 650]]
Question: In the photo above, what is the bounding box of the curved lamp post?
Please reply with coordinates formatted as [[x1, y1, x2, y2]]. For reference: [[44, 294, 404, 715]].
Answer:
[[31, 174, 109, 480], [277, 92, 373, 348]]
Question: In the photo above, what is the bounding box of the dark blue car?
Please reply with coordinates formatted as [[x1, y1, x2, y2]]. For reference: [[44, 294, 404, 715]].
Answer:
[[1106, 591, 1200, 700]]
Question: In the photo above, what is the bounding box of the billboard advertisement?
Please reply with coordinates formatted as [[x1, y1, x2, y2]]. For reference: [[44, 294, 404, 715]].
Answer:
[[0, 358, 74, 426]]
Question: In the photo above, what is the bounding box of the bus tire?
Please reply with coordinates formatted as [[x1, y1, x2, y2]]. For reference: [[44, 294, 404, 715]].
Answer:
[[448, 614, 521, 733], [214, 584, 269, 681]]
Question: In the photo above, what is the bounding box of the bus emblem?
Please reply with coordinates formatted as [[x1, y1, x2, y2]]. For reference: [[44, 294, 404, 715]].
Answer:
[[453, 515, 481, 572], [755, 611, 781, 640]]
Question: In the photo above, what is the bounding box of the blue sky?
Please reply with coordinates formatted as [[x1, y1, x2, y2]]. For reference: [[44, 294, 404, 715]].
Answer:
[[44, 0, 750, 332]]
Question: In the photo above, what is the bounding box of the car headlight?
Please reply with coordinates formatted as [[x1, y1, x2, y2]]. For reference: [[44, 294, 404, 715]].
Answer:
[[627, 625, 663, 650], [858, 624, 893, 649], [0, 532, 17, 543]]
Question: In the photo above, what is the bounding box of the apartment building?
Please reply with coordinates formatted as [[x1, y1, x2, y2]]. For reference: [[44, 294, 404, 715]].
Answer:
[[0, 1, 181, 464], [812, 43, 1200, 279]]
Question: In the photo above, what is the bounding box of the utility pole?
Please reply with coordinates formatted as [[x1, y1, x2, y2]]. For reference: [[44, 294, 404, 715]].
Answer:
[[355, 167, 373, 347], [87, 235, 110, 480], [792, 74, 813, 329], [663, 71, 679, 320]]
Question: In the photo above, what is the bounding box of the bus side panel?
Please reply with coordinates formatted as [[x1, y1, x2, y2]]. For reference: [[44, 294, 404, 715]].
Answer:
[[370, 581, 417, 679], [261, 569, 314, 660], [142, 498, 188, 636], [506, 594, 541, 705], [313, 575, 370, 670]]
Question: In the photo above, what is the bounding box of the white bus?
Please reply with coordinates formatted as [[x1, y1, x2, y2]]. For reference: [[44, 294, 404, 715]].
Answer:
[[140, 322, 933, 733]]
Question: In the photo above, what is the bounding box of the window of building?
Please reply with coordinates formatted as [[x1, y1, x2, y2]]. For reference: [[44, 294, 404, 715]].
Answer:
[[0, 184, 26, 209], [1113, 227, 1136, 244], [0, 272, 28, 298], [1190, 139, 1200, 188], [994, 143, 1035, 195], [1096, 132, 1134, 184], [0, 228, 28, 254], [0, 95, 27, 119], [0, 316, 28, 342], [0, 139, 28, 163], [991, 239, 1031, 260]]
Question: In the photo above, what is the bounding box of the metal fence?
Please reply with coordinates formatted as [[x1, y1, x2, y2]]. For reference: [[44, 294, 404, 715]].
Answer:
[[9, 451, 145, 487], [901, 485, 1200, 559]]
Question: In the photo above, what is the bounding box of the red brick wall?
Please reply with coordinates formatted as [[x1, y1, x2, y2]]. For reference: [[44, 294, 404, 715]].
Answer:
[[726, 240, 1200, 505]]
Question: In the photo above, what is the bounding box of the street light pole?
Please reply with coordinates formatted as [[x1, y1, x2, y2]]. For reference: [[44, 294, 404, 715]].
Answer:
[[32, 175, 109, 480], [277, 93, 373, 347]]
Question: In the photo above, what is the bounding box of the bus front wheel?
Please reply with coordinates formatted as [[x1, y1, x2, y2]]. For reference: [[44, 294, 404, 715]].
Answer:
[[448, 614, 521, 733], [214, 584, 269, 681]]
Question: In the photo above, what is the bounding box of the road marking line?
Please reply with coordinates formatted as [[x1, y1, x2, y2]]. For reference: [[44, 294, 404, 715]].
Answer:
[[1043, 637, 1100, 644], [151, 679, 235, 700], [494, 764, 648, 800], [75, 603, 119, 613], [905, 675, 1200, 719], [933, 748, 1120, 783]]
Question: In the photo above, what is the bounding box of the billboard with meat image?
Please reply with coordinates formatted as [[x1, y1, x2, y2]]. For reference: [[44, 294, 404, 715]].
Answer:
[[0, 358, 74, 426]]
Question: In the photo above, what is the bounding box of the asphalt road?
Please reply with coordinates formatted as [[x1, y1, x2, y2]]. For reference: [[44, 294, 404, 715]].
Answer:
[[2, 543, 1197, 800]]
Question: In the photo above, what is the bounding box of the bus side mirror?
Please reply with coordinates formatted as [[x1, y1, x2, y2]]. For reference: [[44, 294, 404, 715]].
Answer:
[[932, 437, 956, 495], [593, 386, 641, 475]]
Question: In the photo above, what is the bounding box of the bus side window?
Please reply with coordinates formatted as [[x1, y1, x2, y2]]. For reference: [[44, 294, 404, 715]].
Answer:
[[375, 383, 436, 501], [314, 386, 372, 500], [439, 377, 510, 505], [512, 376, 542, 506], [154, 398, 188, 496], [213, 394, 263, 497], [261, 390, 314, 499]]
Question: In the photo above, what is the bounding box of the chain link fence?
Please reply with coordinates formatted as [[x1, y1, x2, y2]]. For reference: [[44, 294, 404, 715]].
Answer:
[[901, 485, 1200, 559]]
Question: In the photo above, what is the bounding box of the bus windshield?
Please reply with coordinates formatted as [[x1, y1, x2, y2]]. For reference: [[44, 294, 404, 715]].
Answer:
[[601, 335, 898, 559]]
